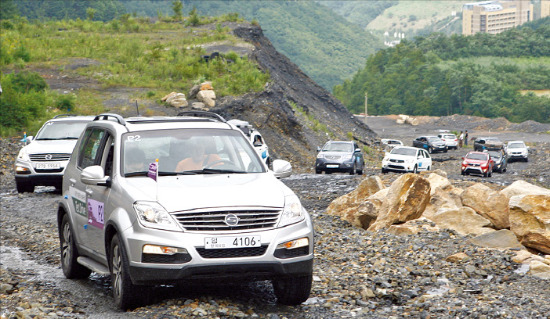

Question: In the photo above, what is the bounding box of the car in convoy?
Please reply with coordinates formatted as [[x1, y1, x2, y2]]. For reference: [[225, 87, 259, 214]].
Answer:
[[487, 150, 507, 173], [381, 146, 432, 174], [14, 114, 94, 193], [381, 139, 403, 149], [437, 133, 459, 150], [473, 137, 504, 152], [227, 119, 271, 165], [315, 140, 364, 175], [57, 112, 313, 310], [461, 151, 494, 177], [506, 140, 529, 162], [412, 136, 447, 153]]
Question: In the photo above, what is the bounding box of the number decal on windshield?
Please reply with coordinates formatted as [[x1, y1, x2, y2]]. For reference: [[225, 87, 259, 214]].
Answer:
[[127, 135, 141, 142]]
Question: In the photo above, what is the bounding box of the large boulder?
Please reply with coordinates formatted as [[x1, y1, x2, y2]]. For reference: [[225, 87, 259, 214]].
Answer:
[[368, 174, 431, 231], [327, 176, 385, 229], [161, 92, 188, 107], [509, 194, 550, 254], [462, 183, 509, 229], [430, 207, 494, 236], [468, 229, 524, 249], [423, 186, 463, 220], [501, 180, 550, 199], [197, 89, 216, 107]]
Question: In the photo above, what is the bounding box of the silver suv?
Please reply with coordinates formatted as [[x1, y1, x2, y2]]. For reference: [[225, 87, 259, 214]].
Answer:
[[57, 112, 313, 310], [14, 114, 93, 193]]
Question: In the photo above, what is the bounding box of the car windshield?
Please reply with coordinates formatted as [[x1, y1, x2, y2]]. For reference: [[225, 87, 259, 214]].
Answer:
[[466, 153, 488, 161], [427, 137, 442, 142], [122, 128, 265, 176], [391, 148, 417, 156], [508, 143, 525, 148], [443, 135, 456, 139], [35, 121, 89, 140], [488, 151, 501, 158], [322, 142, 353, 152]]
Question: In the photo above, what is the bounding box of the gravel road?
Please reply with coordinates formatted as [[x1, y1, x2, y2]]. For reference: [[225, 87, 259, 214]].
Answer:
[[1, 125, 550, 318]]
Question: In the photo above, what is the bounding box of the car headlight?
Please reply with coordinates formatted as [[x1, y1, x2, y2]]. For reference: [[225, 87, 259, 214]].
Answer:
[[134, 201, 181, 231], [279, 194, 305, 227], [316, 153, 324, 159], [17, 148, 30, 162]]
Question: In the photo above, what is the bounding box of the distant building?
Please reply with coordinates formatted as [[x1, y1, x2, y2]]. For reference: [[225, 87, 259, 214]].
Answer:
[[542, 0, 550, 18], [462, 1, 534, 35]]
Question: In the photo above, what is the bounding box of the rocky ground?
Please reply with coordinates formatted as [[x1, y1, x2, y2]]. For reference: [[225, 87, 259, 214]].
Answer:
[[1, 136, 549, 318]]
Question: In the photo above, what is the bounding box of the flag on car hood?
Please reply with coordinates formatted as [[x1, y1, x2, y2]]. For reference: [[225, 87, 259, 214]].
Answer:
[[147, 159, 158, 181]]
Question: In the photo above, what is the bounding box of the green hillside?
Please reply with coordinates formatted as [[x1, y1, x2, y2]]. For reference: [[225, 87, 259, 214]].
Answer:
[[0, 15, 269, 135], [333, 19, 550, 123]]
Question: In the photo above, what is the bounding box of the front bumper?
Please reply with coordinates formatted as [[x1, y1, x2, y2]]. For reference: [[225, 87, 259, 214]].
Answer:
[[315, 158, 354, 172], [461, 165, 489, 175], [123, 217, 314, 285], [14, 159, 67, 187]]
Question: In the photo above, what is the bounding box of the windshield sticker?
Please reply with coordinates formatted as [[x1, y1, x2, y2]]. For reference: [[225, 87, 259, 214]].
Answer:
[[87, 199, 105, 229], [126, 135, 141, 142], [69, 186, 87, 217]]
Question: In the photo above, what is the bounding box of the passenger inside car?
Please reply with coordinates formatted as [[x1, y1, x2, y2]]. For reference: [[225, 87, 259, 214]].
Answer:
[[176, 140, 222, 171]]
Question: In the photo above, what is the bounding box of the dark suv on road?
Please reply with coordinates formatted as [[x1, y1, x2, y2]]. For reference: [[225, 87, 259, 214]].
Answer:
[[473, 137, 504, 152], [412, 136, 447, 153], [315, 140, 364, 175]]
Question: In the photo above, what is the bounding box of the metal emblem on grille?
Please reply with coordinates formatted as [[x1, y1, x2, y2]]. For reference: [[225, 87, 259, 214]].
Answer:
[[224, 214, 239, 226], [45, 154, 53, 160]]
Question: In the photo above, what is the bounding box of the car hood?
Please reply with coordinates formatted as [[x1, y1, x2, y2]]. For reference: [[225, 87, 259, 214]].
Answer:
[[122, 173, 290, 212], [320, 151, 353, 158], [386, 154, 415, 161], [23, 140, 78, 155], [464, 159, 488, 165]]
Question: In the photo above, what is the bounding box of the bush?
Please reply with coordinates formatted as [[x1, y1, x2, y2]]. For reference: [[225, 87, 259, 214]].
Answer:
[[56, 94, 76, 111], [13, 46, 31, 62], [11, 71, 48, 93]]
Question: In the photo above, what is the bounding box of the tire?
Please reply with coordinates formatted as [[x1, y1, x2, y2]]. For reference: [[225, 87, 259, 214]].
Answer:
[[315, 169, 322, 174], [60, 214, 91, 279], [426, 166, 431, 171], [16, 180, 34, 193], [111, 235, 146, 310], [503, 168, 507, 173], [483, 171, 488, 178], [357, 167, 363, 175], [349, 163, 355, 175], [489, 170, 493, 177], [525, 158, 529, 162], [444, 148, 448, 153], [381, 168, 387, 174], [428, 147, 433, 154], [273, 275, 312, 305], [461, 171, 465, 176], [412, 165, 418, 174]]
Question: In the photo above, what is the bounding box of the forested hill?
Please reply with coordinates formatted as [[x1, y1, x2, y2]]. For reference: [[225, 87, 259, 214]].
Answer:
[[3, 0, 382, 92], [333, 18, 550, 123]]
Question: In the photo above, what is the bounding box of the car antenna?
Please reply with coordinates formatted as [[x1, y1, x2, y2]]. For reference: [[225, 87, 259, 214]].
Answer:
[[135, 100, 140, 116]]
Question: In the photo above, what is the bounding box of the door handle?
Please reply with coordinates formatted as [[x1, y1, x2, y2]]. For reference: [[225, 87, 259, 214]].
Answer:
[[69, 178, 76, 187], [86, 188, 93, 195]]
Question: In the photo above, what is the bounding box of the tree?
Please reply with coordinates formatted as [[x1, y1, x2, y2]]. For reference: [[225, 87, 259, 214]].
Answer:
[[172, 0, 182, 21]]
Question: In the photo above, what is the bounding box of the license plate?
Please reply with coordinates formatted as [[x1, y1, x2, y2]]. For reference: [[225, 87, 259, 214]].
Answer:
[[204, 236, 261, 249], [35, 163, 60, 169], [326, 164, 339, 168]]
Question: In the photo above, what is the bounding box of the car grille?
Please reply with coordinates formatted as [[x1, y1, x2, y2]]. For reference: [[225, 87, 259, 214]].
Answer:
[[389, 159, 404, 163], [172, 209, 281, 231], [388, 165, 405, 169], [467, 163, 480, 167], [196, 245, 268, 259], [325, 155, 341, 160], [29, 153, 71, 161]]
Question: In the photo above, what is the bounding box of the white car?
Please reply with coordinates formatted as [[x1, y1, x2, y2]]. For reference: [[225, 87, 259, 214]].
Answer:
[[506, 140, 529, 162], [228, 119, 271, 165], [14, 115, 94, 193], [437, 133, 458, 149], [381, 146, 432, 174]]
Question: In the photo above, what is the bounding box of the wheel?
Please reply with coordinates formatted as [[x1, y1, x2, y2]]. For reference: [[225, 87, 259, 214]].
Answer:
[[315, 169, 322, 174], [426, 166, 431, 171], [461, 171, 465, 176], [525, 158, 529, 162], [60, 214, 91, 279], [428, 147, 433, 154], [488, 170, 493, 177], [444, 148, 448, 153], [381, 168, 387, 174], [349, 163, 356, 175], [111, 235, 146, 310], [273, 275, 312, 305], [503, 168, 507, 172], [412, 165, 418, 174], [357, 167, 363, 175], [483, 171, 488, 177], [16, 180, 34, 193]]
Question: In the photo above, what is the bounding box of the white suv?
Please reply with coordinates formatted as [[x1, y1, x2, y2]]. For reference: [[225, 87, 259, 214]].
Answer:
[[14, 115, 93, 193], [506, 140, 529, 162], [381, 146, 432, 173], [57, 112, 313, 310]]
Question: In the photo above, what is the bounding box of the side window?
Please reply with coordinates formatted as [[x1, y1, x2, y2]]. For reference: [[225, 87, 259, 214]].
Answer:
[[78, 128, 106, 170], [103, 138, 114, 177]]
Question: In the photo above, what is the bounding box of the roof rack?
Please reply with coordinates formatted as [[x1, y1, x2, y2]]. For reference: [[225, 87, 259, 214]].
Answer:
[[177, 110, 226, 123], [53, 114, 76, 119], [93, 113, 126, 125]]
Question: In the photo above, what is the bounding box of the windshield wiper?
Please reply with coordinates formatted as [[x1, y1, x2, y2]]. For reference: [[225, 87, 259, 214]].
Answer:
[[178, 168, 246, 175], [124, 171, 148, 177]]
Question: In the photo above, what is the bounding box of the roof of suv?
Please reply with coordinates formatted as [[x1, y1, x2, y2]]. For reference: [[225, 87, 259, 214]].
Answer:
[[47, 114, 95, 122]]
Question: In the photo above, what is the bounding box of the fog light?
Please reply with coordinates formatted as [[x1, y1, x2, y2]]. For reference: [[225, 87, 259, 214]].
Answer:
[[15, 166, 30, 173], [142, 244, 187, 255], [277, 237, 309, 250]]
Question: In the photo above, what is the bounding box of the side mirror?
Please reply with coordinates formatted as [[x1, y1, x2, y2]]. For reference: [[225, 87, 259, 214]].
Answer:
[[355, 148, 361, 153], [253, 141, 262, 147], [81, 165, 111, 187], [27, 136, 34, 143], [316, 146, 321, 152], [461, 157, 465, 160], [272, 159, 292, 179]]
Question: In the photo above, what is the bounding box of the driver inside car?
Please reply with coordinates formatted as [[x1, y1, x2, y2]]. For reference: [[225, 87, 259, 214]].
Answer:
[[175, 139, 222, 171]]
